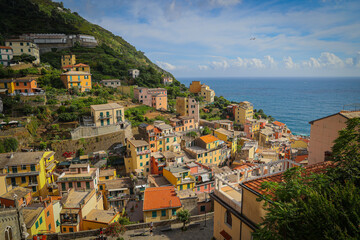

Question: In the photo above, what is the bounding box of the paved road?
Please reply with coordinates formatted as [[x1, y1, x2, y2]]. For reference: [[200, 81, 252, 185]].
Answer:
[[78, 218, 214, 240]]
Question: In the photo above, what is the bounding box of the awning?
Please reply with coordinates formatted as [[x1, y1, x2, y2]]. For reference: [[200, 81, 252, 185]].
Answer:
[[201, 174, 210, 182], [220, 230, 232, 240]]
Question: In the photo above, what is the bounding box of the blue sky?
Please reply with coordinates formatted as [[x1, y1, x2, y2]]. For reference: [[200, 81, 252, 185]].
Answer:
[[57, 0, 360, 77]]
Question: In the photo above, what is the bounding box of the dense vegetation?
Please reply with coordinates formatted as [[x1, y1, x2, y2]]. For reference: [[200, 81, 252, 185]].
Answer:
[[253, 118, 360, 240], [0, 0, 177, 87]]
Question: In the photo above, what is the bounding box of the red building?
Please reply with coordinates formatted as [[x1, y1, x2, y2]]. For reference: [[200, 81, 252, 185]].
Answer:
[[150, 152, 165, 175]]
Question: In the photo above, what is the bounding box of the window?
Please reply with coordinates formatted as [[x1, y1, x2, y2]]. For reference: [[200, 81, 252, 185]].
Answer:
[[107, 119, 110, 125], [101, 120, 104, 126], [62, 183, 66, 191], [146, 161, 149, 165], [20, 42, 23, 46], [48, 224, 51, 231], [63, 227, 66, 232], [187, 184, 190, 189], [146, 168, 149, 172], [4, 226, 13, 240], [16, 82, 19, 86], [146, 154, 148, 158], [197, 186, 200, 191], [35, 221, 39, 229], [152, 211, 157, 218], [76, 182, 81, 188], [180, 185, 183, 190], [166, 138, 169, 143], [21, 49, 23, 52], [47, 211, 50, 217], [32, 186, 37, 192], [140, 162, 143, 167], [28, 49, 31, 52], [204, 185, 207, 189], [30, 165, 36, 171], [86, 182, 90, 189], [161, 210, 166, 217], [27, 42, 29, 46], [167, 146, 169, 151], [172, 209, 176, 216], [21, 165, 26, 170], [105, 176, 109, 180], [11, 166, 17, 173], [21, 177, 26, 183], [69, 228, 74, 232], [225, 210, 232, 227], [200, 206, 206, 212], [68, 182, 73, 188]]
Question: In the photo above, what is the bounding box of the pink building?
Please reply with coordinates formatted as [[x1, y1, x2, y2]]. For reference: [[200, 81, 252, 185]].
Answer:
[[186, 162, 214, 193], [308, 111, 360, 165], [134, 87, 167, 110], [57, 163, 99, 196]]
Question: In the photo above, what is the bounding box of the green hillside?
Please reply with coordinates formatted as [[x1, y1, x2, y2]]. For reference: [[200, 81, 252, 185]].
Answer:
[[0, 0, 176, 87]]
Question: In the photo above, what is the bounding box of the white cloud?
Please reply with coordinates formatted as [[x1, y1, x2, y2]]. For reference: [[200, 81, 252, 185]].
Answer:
[[211, 60, 230, 69], [263, 55, 277, 68], [198, 65, 209, 70], [302, 52, 344, 68], [156, 61, 176, 70], [208, 0, 242, 7], [283, 57, 299, 69]]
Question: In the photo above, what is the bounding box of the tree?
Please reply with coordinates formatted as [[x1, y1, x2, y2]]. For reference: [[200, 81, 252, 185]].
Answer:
[[3, 138, 19, 152], [177, 209, 191, 230], [202, 126, 211, 136], [252, 118, 360, 240], [104, 222, 125, 237], [186, 131, 197, 138]]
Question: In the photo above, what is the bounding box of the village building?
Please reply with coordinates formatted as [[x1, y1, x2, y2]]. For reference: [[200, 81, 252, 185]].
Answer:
[[0, 46, 13, 66], [60, 71, 92, 92], [143, 186, 182, 223], [90, 103, 125, 127], [134, 87, 168, 110], [129, 69, 140, 78], [4, 39, 40, 64], [98, 177, 132, 211], [163, 165, 196, 191], [61, 54, 76, 67], [100, 79, 121, 88], [124, 139, 151, 176], [176, 96, 200, 123], [235, 101, 254, 125], [308, 111, 360, 165]]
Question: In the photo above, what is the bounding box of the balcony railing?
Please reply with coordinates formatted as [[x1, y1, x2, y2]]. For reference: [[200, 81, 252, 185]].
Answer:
[[136, 149, 151, 155], [99, 115, 111, 120]]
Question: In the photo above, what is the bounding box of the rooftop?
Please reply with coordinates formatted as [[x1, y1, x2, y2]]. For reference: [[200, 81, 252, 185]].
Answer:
[[84, 209, 118, 223], [164, 165, 190, 174], [69, 163, 89, 168], [0, 151, 48, 168], [91, 103, 123, 111], [309, 111, 360, 124], [128, 139, 149, 148], [0, 46, 12, 50], [62, 191, 92, 208], [0, 187, 31, 200], [143, 186, 182, 211], [272, 121, 286, 127], [101, 178, 132, 190], [61, 70, 90, 76], [242, 161, 335, 196], [199, 135, 219, 144], [23, 207, 44, 228], [99, 169, 115, 177]]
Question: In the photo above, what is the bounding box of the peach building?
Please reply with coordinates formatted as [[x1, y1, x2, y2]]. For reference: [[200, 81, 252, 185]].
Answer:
[[308, 111, 360, 165], [134, 87, 167, 110], [189, 81, 202, 93], [176, 97, 199, 123], [170, 116, 198, 132]]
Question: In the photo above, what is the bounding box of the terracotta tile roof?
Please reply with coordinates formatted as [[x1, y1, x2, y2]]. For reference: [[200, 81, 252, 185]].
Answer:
[[294, 154, 308, 163], [61, 65, 73, 68], [0, 187, 32, 200], [0, 46, 12, 50], [232, 163, 256, 170], [74, 63, 90, 67], [273, 121, 285, 127], [143, 186, 181, 211], [242, 161, 335, 196], [199, 134, 219, 144]]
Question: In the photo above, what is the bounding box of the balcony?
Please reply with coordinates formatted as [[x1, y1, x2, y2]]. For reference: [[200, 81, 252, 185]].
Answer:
[[99, 115, 112, 120], [136, 149, 151, 155], [28, 182, 38, 186], [107, 193, 130, 201]]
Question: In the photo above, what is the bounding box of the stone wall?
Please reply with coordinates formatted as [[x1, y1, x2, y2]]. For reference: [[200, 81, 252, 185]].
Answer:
[[71, 122, 131, 140], [45, 213, 214, 240], [50, 124, 132, 160], [9, 63, 33, 70], [0, 208, 22, 240], [181, 197, 199, 216]]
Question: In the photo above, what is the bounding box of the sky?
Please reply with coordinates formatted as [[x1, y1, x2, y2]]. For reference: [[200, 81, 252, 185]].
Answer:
[[57, 0, 360, 78]]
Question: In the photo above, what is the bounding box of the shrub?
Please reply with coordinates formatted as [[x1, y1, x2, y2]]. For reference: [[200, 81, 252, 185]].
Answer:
[[1, 138, 19, 152]]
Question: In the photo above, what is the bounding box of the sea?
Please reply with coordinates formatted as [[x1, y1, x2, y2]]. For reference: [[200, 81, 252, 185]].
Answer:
[[178, 77, 360, 136]]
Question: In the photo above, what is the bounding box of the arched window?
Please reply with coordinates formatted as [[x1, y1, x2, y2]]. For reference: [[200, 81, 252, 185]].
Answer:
[[225, 210, 232, 227], [5, 226, 13, 240]]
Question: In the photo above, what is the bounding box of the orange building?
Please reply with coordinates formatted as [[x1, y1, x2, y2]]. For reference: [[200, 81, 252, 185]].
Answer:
[[189, 81, 202, 93], [60, 71, 92, 92], [14, 77, 39, 94], [0, 187, 32, 208]]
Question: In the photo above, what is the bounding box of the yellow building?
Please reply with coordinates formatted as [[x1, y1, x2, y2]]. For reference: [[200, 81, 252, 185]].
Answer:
[[214, 128, 238, 157], [163, 165, 195, 191], [5, 39, 40, 64], [143, 186, 182, 223], [23, 207, 47, 238], [61, 54, 76, 67], [200, 84, 215, 103], [0, 79, 15, 94], [155, 134, 180, 152], [235, 101, 254, 125], [99, 178, 132, 210], [176, 97, 199, 123], [90, 103, 125, 127], [185, 135, 226, 165], [0, 151, 58, 197], [82, 209, 120, 230], [189, 81, 202, 93], [124, 139, 151, 176], [60, 71, 92, 92], [99, 169, 116, 181]]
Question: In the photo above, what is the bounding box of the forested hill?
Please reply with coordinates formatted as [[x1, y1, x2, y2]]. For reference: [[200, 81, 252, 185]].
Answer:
[[0, 0, 177, 87]]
